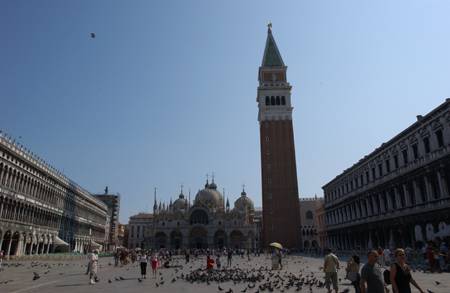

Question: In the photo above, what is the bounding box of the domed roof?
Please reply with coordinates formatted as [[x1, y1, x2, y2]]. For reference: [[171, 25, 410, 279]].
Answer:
[[194, 185, 223, 209], [234, 189, 254, 212], [172, 189, 188, 212]]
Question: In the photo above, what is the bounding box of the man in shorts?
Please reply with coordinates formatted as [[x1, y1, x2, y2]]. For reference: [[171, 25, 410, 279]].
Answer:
[[323, 248, 340, 293]]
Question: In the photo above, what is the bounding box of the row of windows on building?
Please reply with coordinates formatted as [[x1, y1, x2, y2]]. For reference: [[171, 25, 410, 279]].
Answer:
[[265, 96, 286, 106], [326, 128, 445, 202], [326, 169, 450, 226], [130, 225, 147, 239], [0, 161, 105, 224]]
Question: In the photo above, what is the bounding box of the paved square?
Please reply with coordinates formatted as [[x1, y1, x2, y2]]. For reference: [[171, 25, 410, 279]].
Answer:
[[0, 255, 448, 293]]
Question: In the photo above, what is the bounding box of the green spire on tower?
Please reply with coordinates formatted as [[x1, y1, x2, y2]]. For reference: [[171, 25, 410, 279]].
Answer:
[[262, 23, 285, 67]]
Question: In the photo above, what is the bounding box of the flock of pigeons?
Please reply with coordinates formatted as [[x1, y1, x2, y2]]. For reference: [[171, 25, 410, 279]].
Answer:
[[0, 256, 445, 292]]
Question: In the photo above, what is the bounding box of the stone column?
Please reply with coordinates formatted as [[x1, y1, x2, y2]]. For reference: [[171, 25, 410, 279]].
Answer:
[[379, 193, 386, 213], [388, 229, 395, 250], [372, 195, 379, 215], [40, 243, 45, 254], [394, 187, 402, 209], [6, 237, 12, 259], [412, 180, 422, 204], [0, 238, 3, 251], [0, 202, 3, 218], [15, 236, 24, 256], [437, 169, 449, 198], [22, 241, 27, 255], [402, 184, 411, 207], [424, 175, 433, 202], [365, 198, 372, 216], [46, 242, 51, 254], [367, 231, 373, 250], [35, 242, 40, 255], [386, 191, 393, 211]]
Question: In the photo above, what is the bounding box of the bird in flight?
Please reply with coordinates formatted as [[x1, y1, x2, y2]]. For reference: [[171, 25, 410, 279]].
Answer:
[[90, 32, 96, 39]]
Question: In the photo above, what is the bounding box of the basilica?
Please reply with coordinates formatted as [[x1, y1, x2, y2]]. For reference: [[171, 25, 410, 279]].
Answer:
[[133, 178, 258, 250]]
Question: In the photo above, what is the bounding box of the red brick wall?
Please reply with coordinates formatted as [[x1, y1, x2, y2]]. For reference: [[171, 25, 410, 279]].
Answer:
[[260, 120, 301, 248]]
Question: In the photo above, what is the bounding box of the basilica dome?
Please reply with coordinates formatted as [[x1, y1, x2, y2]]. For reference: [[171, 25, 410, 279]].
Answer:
[[234, 189, 255, 212], [172, 192, 188, 211], [194, 181, 223, 209]]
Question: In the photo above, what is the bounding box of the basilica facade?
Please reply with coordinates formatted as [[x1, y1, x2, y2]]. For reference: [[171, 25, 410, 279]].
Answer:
[[141, 179, 258, 250]]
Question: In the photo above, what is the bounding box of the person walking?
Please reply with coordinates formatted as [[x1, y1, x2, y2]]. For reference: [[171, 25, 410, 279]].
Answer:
[[139, 253, 148, 279], [185, 249, 190, 264], [87, 250, 99, 285], [151, 253, 158, 279], [276, 249, 283, 270], [390, 249, 425, 293], [227, 249, 232, 267], [216, 254, 221, 269], [206, 255, 215, 270], [323, 248, 340, 293], [346, 255, 361, 293], [360, 250, 385, 293]]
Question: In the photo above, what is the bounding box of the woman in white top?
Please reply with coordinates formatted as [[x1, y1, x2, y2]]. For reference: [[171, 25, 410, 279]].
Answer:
[[139, 253, 148, 279]]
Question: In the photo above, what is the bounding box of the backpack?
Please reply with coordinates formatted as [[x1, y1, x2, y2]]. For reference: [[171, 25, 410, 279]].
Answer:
[[383, 269, 391, 285]]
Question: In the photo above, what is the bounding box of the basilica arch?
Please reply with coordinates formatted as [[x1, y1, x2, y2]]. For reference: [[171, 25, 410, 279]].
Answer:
[[155, 232, 168, 248], [190, 209, 209, 225], [170, 230, 183, 249], [229, 230, 245, 249], [189, 226, 207, 249], [213, 230, 227, 248]]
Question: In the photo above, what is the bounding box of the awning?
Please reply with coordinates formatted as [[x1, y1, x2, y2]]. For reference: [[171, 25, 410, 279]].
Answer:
[[53, 236, 70, 246]]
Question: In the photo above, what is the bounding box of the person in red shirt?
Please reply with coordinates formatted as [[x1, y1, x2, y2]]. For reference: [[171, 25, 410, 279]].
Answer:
[[206, 255, 215, 270]]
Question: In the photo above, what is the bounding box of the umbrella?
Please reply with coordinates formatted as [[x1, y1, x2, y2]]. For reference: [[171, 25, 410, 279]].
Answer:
[[269, 242, 283, 250]]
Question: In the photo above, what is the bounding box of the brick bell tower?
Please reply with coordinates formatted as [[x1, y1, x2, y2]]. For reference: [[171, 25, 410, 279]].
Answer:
[[257, 24, 301, 249]]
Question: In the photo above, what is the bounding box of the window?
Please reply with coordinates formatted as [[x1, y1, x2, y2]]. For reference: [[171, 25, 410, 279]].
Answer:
[[365, 171, 369, 184], [360, 174, 363, 187], [402, 149, 408, 165], [306, 210, 313, 219], [378, 164, 383, 177], [281, 96, 286, 105], [385, 160, 390, 173], [372, 168, 376, 180], [265, 96, 270, 106], [412, 144, 419, 159], [271, 96, 275, 105], [423, 137, 430, 153], [435, 129, 444, 147], [394, 155, 399, 169], [276, 96, 280, 105]]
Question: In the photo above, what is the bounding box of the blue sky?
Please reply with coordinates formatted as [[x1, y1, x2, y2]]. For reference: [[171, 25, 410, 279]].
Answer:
[[1, 1, 450, 223]]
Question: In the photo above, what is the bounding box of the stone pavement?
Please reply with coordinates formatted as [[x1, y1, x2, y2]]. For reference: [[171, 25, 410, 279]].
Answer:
[[0, 255, 448, 293]]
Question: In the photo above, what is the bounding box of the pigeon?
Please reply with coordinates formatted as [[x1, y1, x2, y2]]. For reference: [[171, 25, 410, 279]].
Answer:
[[90, 33, 96, 38], [427, 290, 434, 293], [219, 285, 224, 291], [108, 279, 112, 283], [435, 281, 440, 286], [138, 278, 142, 282], [32, 272, 40, 281]]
